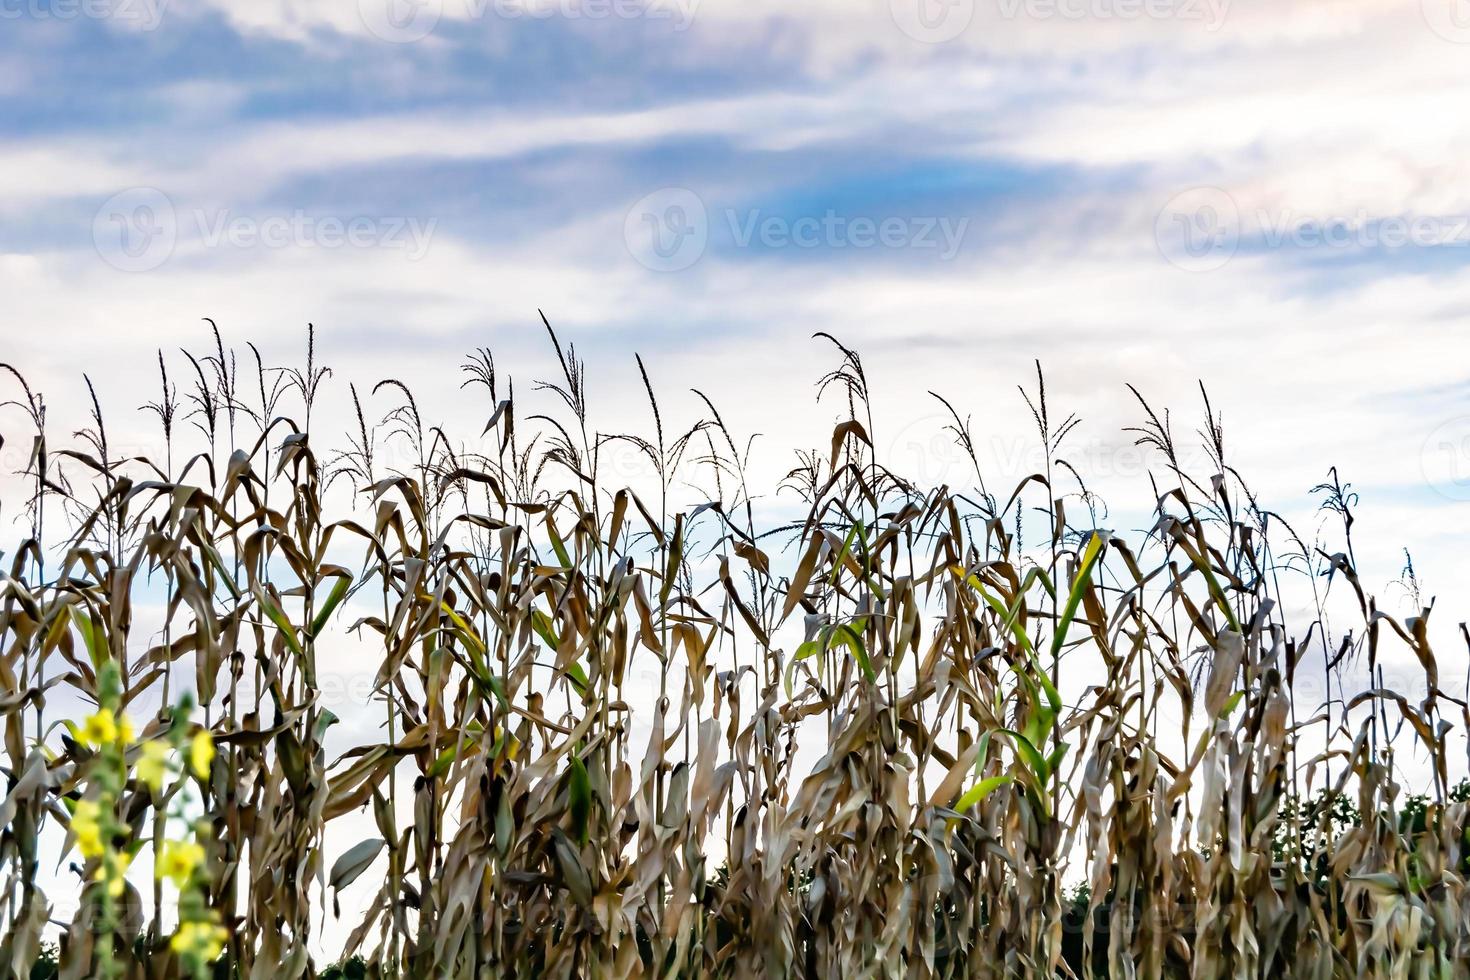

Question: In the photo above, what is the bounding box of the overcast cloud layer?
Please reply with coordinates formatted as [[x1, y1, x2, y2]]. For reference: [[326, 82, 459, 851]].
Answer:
[[5, 1, 1469, 578]]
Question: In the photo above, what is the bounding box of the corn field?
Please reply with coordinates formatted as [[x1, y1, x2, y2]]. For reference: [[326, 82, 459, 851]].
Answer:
[[0, 319, 1466, 979]]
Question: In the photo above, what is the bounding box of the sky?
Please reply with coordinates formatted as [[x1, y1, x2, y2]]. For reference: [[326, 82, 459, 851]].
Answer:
[[8, 0, 1470, 713], [7, 0, 1470, 957], [5, 2, 1470, 566]]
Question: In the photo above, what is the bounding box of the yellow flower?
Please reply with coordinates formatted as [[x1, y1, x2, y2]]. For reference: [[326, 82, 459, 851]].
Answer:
[[95, 849, 130, 897], [136, 740, 170, 793], [77, 824, 104, 859], [156, 839, 205, 887], [72, 799, 105, 859], [117, 714, 135, 745], [170, 920, 228, 963], [80, 708, 118, 747], [189, 730, 215, 779]]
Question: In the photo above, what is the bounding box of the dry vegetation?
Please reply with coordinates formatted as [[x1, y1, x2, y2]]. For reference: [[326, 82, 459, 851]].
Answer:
[[0, 319, 1467, 978]]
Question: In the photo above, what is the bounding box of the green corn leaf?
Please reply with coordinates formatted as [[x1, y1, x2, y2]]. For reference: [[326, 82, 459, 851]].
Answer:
[[546, 514, 573, 570], [835, 621, 877, 683], [309, 574, 353, 638], [68, 607, 107, 670], [530, 608, 559, 651], [828, 520, 865, 586], [955, 775, 1012, 815], [256, 588, 304, 658], [1000, 728, 1051, 784], [1049, 530, 1106, 660], [961, 572, 1036, 656], [569, 753, 592, 845], [201, 540, 242, 599]]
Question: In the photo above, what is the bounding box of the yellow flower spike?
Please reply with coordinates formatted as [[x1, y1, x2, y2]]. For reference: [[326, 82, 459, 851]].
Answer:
[[80, 708, 118, 747], [73, 797, 101, 826], [171, 920, 229, 963], [76, 825, 104, 859], [72, 799, 105, 859], [95, 850, 131, 897], [189, 730, 215, 779], [204, 924, 228, 960], [157, 839, 205, 887], [136, 740, 170, 793]]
